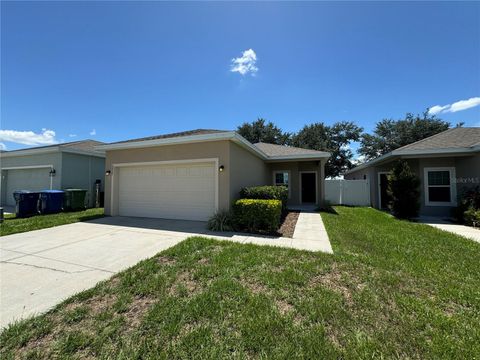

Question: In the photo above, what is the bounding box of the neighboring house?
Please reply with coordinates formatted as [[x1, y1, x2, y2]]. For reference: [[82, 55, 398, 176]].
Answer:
[[1, 140, 106, 207], [345, 127, 480, 217], [98, 129, 330, 221]]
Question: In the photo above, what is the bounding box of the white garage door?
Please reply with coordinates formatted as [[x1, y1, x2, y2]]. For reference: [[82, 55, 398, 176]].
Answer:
[[117, 162, 216, 221], [4, 168, 51, 206]]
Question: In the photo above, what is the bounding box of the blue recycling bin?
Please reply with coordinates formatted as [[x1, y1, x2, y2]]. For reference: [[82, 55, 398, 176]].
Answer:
[[13, 191, 40, 218], [39, 190, 65, 214]]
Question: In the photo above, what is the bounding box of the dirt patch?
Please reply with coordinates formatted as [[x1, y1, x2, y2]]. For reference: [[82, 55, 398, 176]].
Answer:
[[278, 211, 300, 238], [123, 296, 156, 328], [168, 270, 200, 297], [197, 258, 210, 265], [157, 256, 176, 266], [308, 264, 355, 305], [239, 279, 269, 295], [276, 298, 294, 315]]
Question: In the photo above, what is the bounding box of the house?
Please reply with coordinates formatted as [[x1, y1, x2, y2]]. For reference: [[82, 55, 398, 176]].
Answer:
[[98, 129, 330, 221], [345, 127, 480, 217], [1, 140, 106, 207]]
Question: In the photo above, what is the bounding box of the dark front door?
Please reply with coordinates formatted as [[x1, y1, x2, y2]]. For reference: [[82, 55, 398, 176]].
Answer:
[[301, 173, 316, 203], [379, 173, 391, 209]]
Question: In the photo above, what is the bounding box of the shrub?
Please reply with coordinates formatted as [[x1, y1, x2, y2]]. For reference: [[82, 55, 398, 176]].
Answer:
[[239, 186, 288, 211], [233, 199, 282, 233], [387, 160, 420, 219], [453, 186, 480, 224], [207, 211, 234, 232], [464, 207, 480, 227]]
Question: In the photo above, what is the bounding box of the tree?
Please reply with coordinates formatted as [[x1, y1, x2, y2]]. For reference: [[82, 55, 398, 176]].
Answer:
[[292, 121, 363, 178], [358, 111, 450, 161], [237, 119, 291, 145], [387, 160, 420, 219]]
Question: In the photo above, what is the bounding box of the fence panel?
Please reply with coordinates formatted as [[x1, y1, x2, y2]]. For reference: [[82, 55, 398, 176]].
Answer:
[[325, 180, 370, 206]]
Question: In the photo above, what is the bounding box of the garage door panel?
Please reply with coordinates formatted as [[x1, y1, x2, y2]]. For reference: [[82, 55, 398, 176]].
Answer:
[[3, 168, 51, 206], [118, 162, 216, 221]]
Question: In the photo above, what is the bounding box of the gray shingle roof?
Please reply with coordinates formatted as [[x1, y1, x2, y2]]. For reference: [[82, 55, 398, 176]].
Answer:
[[4, 140, 105, 153], [253, 142, 330, 157], [108, 129, 229, 145], [397, 127, 480, 151]]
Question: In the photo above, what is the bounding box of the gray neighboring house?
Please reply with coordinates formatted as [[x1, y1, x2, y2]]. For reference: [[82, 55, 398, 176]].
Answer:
[[345, 127, 480, 217], [1, 140, 106, 207], [98, 129, 330, 221]]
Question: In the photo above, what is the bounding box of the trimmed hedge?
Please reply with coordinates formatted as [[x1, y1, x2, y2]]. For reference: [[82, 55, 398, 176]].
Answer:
[[233, 199, 282, 233], [239, 186, 288, 211]]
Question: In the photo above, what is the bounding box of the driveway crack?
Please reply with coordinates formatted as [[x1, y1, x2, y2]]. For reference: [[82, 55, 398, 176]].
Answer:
[[0, 260, 112, 274]]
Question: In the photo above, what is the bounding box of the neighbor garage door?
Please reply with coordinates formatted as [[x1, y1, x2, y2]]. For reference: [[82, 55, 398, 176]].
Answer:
[[4, 168, 51, 206], [117, 162, 216, 221]]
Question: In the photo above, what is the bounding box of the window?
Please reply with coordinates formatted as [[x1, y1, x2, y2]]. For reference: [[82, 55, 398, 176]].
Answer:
[[424, 167, 456, 206], [273, 171, 290, 197]]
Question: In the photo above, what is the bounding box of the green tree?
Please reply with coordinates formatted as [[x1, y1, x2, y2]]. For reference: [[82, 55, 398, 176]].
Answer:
[[292, 121, 363, 178], [387, 160, 420, 219], [237, 119, 291, 145], [358, 111, 450, 161]]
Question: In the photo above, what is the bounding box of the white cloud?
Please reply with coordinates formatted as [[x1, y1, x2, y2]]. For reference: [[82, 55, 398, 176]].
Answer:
[[0, 128, 57, 146], [230, 49, 258, 76], [68, 134, 77, 138], [89, 129, 96, 136], [428, 97, 480, 115], [0, 142, 6, 150]]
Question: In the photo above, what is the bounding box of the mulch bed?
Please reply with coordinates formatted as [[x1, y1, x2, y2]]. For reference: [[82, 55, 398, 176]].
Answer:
[[277, 211, 300, 238]]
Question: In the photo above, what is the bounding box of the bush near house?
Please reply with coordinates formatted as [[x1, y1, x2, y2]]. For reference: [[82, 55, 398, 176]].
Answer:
[[453, 186, 480, 226], [239, 185, 288, 211], [233, 199, 282, 233], [387, 160, 420, 219]]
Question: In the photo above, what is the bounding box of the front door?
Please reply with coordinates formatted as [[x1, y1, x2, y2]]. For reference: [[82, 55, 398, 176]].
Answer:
[[379, 173, 391, 209], [301, 172, 316, 203]]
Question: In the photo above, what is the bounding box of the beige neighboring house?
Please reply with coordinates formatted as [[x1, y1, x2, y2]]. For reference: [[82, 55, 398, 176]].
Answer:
[[1, 140, 105, 207], [98, 129, 330, 221], [345, 127, 480, 217]]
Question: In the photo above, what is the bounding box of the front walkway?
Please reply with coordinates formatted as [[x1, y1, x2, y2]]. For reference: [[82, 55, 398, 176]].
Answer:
[[291, 212, 333, 253], [419, 217, 480, 244]]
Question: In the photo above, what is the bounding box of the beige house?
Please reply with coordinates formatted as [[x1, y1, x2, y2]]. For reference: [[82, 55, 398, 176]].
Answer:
[[98, 129, 330, 221], [345, 127, 480, 217]]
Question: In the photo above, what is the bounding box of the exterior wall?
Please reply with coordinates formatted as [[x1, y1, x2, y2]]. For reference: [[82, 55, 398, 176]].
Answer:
[[61, 153, 105, 207], [267, 160, 325, 206], [455, 153, 480, 196], [0, 152, 62, 206], [229, 142, 269, 203], [104, 141, 231, 216], [346, 153, 480, 217]]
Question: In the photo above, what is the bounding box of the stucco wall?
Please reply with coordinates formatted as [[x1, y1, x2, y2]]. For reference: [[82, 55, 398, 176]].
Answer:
[[0, 152, 62, 205], [229, 142, 269, 203], [61, 153, 105, 207], [456, 153, 480, 196], [104, 141, 231, 216], [268, 160, 325, 206]]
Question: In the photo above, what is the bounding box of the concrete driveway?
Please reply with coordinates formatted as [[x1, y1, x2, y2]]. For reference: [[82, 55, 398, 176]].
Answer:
[[0, 217, 225, 328]]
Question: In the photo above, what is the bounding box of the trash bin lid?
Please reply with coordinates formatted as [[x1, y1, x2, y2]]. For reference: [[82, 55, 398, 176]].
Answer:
[[64, 188, 87, 192], [13, 190, 33, 194], [40, 190, 65, 193]]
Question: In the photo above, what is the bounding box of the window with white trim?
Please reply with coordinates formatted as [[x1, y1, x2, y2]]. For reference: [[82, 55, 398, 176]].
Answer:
[[273, 171, 290, 197], [424, 167, 456, 206]]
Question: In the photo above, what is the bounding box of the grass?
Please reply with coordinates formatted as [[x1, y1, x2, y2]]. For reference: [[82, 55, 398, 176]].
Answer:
[[0, 208, 105, 236], [1, 206, 479, 359]]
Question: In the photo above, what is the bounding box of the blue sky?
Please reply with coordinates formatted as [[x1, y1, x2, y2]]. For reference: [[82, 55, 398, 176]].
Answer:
[[1, 1, 479, 151]]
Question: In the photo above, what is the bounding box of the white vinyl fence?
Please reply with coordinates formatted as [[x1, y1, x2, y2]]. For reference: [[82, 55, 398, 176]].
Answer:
[[325, 179, 371, 206]]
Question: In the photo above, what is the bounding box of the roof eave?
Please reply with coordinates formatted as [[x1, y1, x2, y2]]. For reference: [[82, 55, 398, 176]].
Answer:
[[0, 147, 60, 157], [96, 132, 238, 151], [346, 145, 480, 175]]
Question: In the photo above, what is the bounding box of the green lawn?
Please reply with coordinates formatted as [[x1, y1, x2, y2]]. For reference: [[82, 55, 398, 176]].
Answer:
[[0, 208, 104, 236], [1, 207, 479, 359]]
